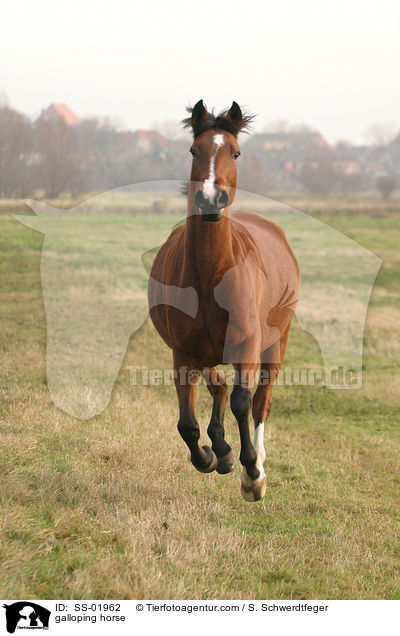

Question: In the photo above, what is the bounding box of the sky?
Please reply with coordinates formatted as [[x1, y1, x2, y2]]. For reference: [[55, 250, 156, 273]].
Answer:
[[1, 0, 399, 144]]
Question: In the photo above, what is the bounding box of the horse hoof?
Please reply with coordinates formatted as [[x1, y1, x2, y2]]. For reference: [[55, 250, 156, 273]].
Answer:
[[240, 476, 266, 502], [193, 446, 218, 473], [217, 450, 235, 474]]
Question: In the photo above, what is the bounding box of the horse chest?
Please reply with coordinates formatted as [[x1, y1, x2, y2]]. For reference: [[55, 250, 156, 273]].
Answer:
[[168, 294, 228, 365]]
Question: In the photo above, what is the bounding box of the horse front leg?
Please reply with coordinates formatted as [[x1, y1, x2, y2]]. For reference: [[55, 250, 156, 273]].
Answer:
[[203, 367, 234, 474], [231, 363, 266, 502], [174, 352, 218, 473]]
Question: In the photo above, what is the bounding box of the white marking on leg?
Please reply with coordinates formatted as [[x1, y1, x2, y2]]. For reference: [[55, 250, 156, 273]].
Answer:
[[253, 421, 266, 473], [203, 133, 224, 201], [240, 422, 266, 501]]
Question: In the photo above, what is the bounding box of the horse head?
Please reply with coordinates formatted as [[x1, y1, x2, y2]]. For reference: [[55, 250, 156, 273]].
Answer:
[[183, 100, 254, 222]]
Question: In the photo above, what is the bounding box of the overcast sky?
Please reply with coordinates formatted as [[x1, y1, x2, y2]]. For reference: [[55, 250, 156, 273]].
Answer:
[[1, 0, 399, 144]]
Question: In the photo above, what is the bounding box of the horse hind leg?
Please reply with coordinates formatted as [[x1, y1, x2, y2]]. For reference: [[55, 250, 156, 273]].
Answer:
[[240, 366, 274, 502], [230, 364, 266, 501], [240, 379, 272, 502], [203, 367, 234, 474], [242, 330, 290, 501], [239, 419, 267, 502], [239, 411, 267, 502]]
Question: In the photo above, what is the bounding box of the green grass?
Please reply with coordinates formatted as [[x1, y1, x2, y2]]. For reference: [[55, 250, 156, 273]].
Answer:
[[0, 197, 399, 599]]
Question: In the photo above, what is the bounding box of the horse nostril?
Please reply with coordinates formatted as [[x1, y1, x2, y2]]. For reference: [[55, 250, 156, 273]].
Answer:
[[194, 190, 206, 209], [215, 189, 229, 210]]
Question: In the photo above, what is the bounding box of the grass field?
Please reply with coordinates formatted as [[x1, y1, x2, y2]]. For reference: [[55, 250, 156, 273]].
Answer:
[[0, 193, 399, 599]]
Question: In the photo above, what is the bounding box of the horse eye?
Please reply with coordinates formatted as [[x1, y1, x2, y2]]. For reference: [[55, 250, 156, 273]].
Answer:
[[233, 151, 241, 159], [190, 148, 196, 157]]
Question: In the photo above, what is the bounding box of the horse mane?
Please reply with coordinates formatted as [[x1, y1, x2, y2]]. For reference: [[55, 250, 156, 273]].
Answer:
[[182, 104, 255, 138], [180, 179, 190, 196]]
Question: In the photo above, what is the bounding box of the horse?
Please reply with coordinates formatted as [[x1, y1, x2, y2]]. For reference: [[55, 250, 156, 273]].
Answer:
[[148, 100, 300, 501]]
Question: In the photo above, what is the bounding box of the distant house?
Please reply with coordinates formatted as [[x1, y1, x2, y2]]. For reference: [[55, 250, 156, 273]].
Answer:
[[109, 130, 170, 164], [243, 131, 329, 163], [333, 143, 367, 176], [241, 130, 330, 190], [39, 103, 81, 127], [128, 130, 168, 152], [363, 146, 395, 180]]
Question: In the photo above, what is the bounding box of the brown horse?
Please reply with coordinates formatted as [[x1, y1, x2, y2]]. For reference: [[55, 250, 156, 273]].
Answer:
[[148, 100, 300, 501]]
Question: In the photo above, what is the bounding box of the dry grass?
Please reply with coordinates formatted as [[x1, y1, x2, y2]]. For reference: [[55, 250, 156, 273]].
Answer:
[[0, 202, 399, 599]]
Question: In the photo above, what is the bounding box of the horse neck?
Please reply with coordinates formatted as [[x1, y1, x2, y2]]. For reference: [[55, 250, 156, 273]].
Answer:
[[183, 196, 235, 287]]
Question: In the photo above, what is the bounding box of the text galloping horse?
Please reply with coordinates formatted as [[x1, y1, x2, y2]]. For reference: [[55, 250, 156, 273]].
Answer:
[[148, 100, 300, 501]]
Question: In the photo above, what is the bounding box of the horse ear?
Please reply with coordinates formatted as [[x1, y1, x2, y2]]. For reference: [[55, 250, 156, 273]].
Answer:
[[191, 99, 207, 123], [190, 99, 208, 134], [226, 101, 243, 136], [182, 100, 209, 136]]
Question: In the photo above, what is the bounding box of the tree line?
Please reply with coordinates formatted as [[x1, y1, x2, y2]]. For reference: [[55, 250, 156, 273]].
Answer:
[[0, 104, 189, 198], [0, 103, 398, 199]]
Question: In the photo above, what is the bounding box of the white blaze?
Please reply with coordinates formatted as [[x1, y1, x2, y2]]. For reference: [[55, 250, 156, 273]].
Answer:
[[203, 133, 224, 201]]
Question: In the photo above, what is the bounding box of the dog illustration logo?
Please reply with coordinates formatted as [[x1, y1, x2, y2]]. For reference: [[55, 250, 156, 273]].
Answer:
[[3, 602, 50, 633]]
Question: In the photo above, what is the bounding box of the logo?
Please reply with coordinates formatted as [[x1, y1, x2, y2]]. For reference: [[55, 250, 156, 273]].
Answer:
[[2, 603, 51, 633]]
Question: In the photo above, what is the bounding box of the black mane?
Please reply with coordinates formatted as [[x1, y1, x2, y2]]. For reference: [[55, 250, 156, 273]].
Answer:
[[182, 104, 255, 138]]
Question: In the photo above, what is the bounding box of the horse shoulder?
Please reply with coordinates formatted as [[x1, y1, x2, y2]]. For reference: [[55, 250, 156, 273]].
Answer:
[[231, 209, 300, 280], [149, 225, 185, 284]]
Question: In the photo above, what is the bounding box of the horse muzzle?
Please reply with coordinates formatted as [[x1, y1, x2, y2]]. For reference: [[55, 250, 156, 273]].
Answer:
[[194, 188, 229, 222]]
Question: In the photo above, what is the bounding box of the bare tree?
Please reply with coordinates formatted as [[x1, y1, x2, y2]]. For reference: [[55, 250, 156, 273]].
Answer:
[[152, 119, 191, 141], [365, 122, 397, 147], [300, 157, 337, 194], [0, 90, 9, 107], [34, 120, 83, 197], [376, 174, 396, 200], [0, 106, 34, 197]]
